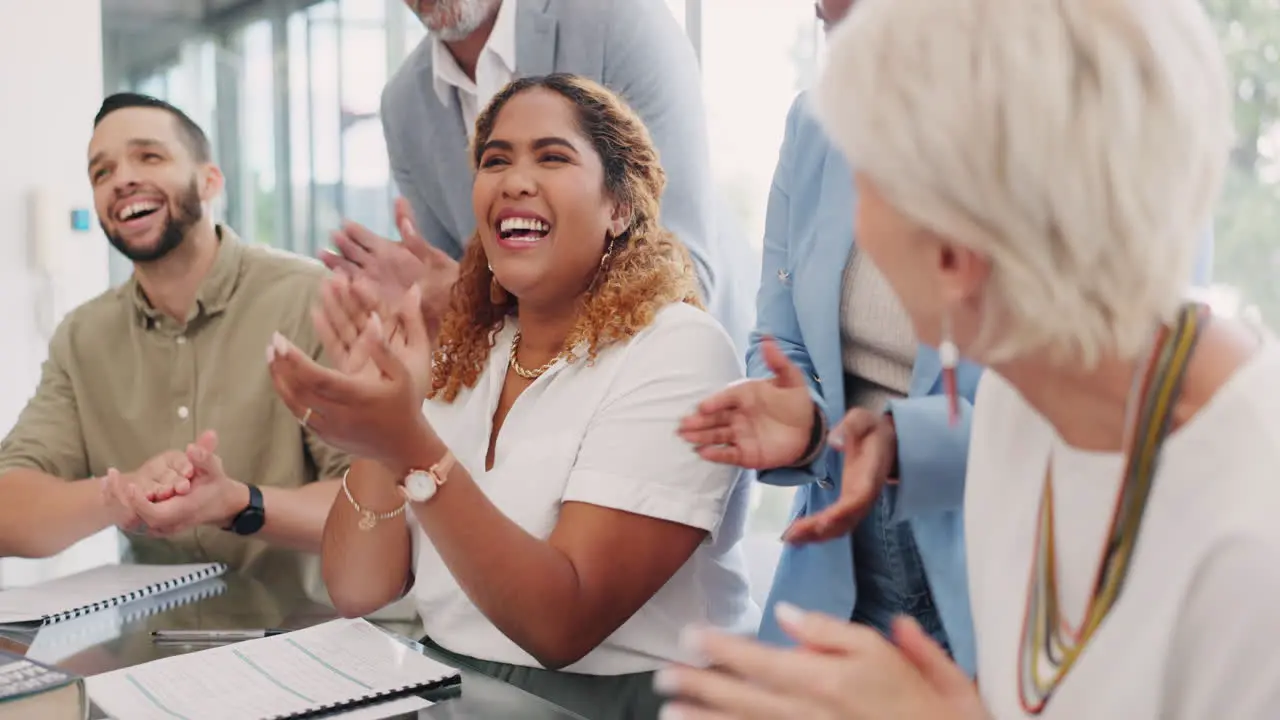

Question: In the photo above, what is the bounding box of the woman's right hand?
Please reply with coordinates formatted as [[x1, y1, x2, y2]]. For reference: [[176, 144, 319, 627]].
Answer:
[[313, 273, 380, 378], [678, 337, 817, 470]]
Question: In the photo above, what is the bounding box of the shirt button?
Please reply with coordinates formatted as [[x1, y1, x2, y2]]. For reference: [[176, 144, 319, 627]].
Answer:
[[177, 406, 190, 420]]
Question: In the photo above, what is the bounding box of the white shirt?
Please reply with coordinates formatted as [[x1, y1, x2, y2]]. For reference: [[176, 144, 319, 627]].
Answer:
[[966, 341, 1280, 719], [410, 303, 759, 674], [431, 0, 517, 137]]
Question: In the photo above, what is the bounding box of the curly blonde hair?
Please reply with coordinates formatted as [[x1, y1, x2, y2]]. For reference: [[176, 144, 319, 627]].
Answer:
[[429, 74, 702, 402]]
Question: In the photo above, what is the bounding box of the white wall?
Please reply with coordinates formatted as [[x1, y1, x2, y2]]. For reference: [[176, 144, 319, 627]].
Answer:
[[0, 0, 121, 587]]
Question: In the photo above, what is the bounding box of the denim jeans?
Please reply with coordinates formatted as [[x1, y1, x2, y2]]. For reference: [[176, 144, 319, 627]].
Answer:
[[850, 484, 952, 654]]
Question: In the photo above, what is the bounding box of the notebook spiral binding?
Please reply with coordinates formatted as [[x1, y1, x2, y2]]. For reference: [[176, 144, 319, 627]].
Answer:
[[263, 674, 458, 720], [25, 577, 229, 665], [36, 563, 228, 626]]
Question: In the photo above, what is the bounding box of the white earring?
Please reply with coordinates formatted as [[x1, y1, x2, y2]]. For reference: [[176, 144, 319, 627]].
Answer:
[[940, 312, 960, 425]]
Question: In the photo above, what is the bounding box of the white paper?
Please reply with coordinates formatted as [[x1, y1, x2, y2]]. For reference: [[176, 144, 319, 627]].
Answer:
[[0, 563, 225, 625], [322, 696, 433, 719], [87, 619, 457, 720]]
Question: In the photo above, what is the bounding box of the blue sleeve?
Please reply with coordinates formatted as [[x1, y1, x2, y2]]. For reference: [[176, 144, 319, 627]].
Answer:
[[883, 394, 973, 522], [749, 95, 829, 488], [604, 0, 717, 300]]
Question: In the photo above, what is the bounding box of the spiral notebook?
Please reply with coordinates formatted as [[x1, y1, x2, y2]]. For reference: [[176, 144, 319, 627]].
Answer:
[[23, 576, 228, 665], [0, 563, 227, 628], [86, 618, 460, 720]]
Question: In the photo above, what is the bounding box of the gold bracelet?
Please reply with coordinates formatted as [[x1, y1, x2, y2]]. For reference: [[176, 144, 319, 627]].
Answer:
[[341, 469, 407, 531]]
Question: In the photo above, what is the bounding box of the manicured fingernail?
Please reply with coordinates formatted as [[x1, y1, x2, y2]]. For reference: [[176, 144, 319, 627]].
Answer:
[[828, 430, 844, 449], [271, 332, 290, 355], [266, 343, 276, 363], [775, 601, 805, 627], [652, 668, 679, 694], [678, 626, 708, 666], [658, 705, 684, 720]]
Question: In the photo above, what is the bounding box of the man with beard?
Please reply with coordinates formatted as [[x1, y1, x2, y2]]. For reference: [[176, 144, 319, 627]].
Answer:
[[0, 94, 348, 591], [321, 0, 758, 352]]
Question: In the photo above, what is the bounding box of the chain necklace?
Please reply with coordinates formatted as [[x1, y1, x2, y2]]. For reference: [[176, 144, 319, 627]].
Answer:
[[1016, 303, 1209, 714], [508, 331, 570, 380]]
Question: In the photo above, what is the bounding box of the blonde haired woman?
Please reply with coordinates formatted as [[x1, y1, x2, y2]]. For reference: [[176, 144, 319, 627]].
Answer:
[[656, 0, 1280, 718]]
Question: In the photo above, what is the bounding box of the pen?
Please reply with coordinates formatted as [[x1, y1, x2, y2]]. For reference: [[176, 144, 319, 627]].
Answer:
[[151, 629, 287, 642]]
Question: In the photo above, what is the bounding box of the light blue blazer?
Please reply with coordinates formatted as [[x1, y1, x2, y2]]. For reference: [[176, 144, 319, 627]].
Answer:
[[753, 92, 1217, 677], [751, 93, 981, 674]]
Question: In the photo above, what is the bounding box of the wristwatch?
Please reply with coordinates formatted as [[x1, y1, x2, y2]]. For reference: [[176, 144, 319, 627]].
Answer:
[[401, 451, 456, 503], [226, 484, 266, 536]]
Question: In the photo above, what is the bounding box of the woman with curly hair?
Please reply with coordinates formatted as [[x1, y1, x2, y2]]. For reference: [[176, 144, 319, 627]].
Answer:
[[265, 73, 758, 719]]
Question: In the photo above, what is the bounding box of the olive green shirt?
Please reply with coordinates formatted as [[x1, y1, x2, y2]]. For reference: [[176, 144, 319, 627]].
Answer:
[[0, 226, 349, 588]]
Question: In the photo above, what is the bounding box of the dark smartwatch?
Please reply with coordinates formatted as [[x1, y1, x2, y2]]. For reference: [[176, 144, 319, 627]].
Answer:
[[226, 484, 266, 536]]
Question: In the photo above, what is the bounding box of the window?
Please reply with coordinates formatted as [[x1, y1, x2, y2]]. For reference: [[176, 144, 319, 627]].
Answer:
[[237, 19, 278, 247], [307, 1, 344, 243], [1204, 0, 1280, 333], [701, 0, 820, 251], [338, 0, 394, 239], [288, 12, 314, 250]]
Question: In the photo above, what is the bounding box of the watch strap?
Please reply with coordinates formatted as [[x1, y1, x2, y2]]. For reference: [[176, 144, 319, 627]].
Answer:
[[428, 449, 456, 485], [227, 484, 265, 535]]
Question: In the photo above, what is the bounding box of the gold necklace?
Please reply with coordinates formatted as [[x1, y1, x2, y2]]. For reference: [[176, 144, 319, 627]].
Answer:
[[508, 331, 567, 379]]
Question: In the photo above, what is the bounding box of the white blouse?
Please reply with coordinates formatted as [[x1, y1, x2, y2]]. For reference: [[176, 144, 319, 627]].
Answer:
[[965, 342, 1280, 718], [409, 303, 759, 674]]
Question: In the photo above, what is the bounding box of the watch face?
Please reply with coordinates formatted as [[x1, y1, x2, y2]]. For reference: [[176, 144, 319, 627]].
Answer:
[[404, 471, 438, 503], [234, 507, 266, 535]]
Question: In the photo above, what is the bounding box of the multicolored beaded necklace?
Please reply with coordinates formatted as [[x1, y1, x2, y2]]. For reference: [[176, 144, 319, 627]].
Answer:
[[1017, 303, 1210, 714]]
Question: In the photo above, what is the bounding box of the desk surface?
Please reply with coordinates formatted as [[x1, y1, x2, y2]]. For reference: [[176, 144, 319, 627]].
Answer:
[[3, 573, 587, 720]]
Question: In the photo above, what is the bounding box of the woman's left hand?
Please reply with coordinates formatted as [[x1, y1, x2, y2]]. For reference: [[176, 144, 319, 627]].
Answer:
[[656, 605, 988, 720], [268, 284, 433, 465]]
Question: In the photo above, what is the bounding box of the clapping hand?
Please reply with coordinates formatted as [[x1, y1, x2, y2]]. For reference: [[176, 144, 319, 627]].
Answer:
[[678, 336, 901, 544], [677, 338, 817, 469], [782, 408, 896, 544], [320, 198, 457, 338], [313, 272, 384, 376], [102, 432, 246, 536], [268, 282, 433, 464], [97, 448, 197, 531], [655, 606, 987, 720]]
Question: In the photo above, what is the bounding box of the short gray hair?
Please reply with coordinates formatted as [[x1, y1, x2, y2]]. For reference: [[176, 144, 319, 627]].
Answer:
[[814, 0, 1233, 365]]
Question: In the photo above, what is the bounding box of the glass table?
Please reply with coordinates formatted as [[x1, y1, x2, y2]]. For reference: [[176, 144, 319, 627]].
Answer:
[[1, 573, 589, 720]]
